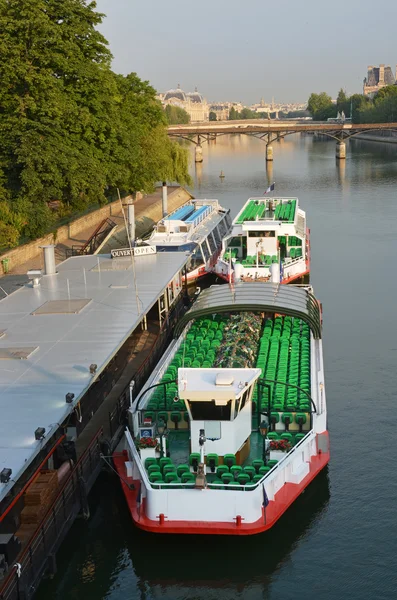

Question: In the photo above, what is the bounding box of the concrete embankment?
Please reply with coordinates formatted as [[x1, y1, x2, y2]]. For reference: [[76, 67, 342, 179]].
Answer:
[[0, 186, 193, 278], [351, 133, 397, 145]]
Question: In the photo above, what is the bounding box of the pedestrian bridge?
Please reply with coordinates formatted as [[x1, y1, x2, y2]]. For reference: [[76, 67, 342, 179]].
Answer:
[[167, 119, 397, 161]]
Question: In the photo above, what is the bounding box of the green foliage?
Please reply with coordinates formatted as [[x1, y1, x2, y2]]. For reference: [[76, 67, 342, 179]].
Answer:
[[336, 88, 348, 109], [229, 106, 239, 120], [164, 104, 190, 124], [307, 92, 334, 120], [0, 0, 190, 249], [209, 111, 217, 121]]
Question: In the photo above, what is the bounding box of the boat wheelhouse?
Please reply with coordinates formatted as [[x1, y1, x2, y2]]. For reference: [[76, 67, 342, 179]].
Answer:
[[114, 283, 329, 535], [214, 197, 309, 284], [147, 199, 232, 283]]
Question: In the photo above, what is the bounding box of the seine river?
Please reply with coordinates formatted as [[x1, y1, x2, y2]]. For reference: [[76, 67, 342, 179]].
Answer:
[[38, 134, 397, 600]]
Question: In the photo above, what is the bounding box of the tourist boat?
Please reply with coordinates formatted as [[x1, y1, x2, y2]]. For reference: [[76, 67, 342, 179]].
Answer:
[[113, 283, 329, 535], [147, 199, 232, 283], [213, 197, 310, 284]]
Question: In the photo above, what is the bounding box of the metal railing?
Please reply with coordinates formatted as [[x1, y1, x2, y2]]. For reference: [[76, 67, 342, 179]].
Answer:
[[0, 430, 103, 600], [65, 218, 117, 257]]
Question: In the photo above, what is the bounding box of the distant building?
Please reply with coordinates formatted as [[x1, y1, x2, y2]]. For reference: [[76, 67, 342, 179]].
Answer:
[[208, 102, 244, 120], [363, 64, 396, 97], [160, 85, 209, 122]]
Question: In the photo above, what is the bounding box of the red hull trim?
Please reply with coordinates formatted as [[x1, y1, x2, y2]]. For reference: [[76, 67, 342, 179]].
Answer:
[[113, 436, 329, 536]]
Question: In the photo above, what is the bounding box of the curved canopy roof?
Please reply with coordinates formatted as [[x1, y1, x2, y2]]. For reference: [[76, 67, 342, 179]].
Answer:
[[175, 283, 322, 339], [164, 88, 187, 102]]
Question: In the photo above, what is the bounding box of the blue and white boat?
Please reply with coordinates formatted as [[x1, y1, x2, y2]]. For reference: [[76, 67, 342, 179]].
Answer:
[[147, 200, 232, 282]]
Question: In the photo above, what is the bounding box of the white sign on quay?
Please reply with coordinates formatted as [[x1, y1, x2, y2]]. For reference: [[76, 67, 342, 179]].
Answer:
[[111, 246, 157, 258]]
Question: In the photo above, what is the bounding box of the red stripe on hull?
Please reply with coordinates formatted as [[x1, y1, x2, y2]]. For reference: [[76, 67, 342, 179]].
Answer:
[[113, 434, 329, 536]]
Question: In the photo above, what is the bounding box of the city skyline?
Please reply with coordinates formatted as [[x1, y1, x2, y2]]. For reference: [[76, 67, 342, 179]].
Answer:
[[96, 0, 396, 104]]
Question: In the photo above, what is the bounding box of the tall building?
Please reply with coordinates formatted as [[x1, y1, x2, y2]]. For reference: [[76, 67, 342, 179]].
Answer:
[[363, 64, 396, 97], [160, 85, 209, 122]]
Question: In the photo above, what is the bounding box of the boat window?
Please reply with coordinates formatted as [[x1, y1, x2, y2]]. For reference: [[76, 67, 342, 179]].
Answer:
[[218, 217, 227, 237], [188, 245, 205, 269], [248, 231, 275, 237], [213, 226, 221, 246], [236, 389, 249, 416], [229, 237, 242, 246], [189, 400, 232, 421], [201, 241, 210, 261], [207, 234, 217, 253]]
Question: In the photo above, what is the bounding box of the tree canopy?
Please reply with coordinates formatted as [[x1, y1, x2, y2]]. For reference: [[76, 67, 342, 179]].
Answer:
[[307, 92, 334, 120], [0, 0, 191, 249], [164, 104, 190, 124]]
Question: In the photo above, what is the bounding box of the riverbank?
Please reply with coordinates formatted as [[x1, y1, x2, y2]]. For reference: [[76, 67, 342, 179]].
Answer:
[[0, 186, 193, 279]]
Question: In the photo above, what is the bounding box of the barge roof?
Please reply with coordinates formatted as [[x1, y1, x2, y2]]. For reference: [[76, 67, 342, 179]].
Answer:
[[0, 251, 188, 501]]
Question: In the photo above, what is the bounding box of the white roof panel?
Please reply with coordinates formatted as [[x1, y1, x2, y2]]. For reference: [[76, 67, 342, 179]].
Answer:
[[0, 251, 188, 501]]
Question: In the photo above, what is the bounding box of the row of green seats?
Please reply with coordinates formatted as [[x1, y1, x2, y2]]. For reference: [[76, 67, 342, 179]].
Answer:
[[148, 315, 229, 409], [224, 248, 239, 260], [288, 236, 302, 246], [274, 200, 296, 222], [290, 247, 303, 259], [236, 200, 266, 223], [267, 431, 307, 443], [253, 316, 311, 411]]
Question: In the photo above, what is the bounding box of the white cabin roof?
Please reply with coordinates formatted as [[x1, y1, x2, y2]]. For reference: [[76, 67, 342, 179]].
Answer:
[[178, 368, 261, 403]]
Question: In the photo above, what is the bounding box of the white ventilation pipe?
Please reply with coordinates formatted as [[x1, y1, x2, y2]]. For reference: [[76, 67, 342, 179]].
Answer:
[[41, 244, 56, 275], [127, 202, 135, 246], [162, 182, 168, 218]]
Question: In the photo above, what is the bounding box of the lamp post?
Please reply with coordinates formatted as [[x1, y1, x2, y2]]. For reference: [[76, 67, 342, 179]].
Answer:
[[157, 420, 167, 458], [259, 417, 269, 465]]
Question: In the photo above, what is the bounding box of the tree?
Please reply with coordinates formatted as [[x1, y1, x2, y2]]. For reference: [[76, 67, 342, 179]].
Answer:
[[336, 88, 348, 109], [229, 106, 239, 120], [164, 104, 190, 124], [0, 0, 191, 248], [307, 92, 333, 120], [209, 111, 217, 121]]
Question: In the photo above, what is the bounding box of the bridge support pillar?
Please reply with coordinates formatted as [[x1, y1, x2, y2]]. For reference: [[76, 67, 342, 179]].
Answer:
[[195, 144, 203, 163], [266, 145, 273, 161], [336, 141, 346, 160]]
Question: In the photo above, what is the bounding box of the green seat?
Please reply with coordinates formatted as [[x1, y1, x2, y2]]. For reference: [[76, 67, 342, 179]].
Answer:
[[164, 472, 179, 483], [147, 464, 161, 476], [181, 472, 196, 483], [223, 454, 236, 468], [149, 472, 163, 483], [280, 433, 293, 444], [209, 478, 223, 489], [163, 464, 177, 476], [259, 466, 271, 476], [206, 453, 219, 472], [237, 473, 250, 486], [159, 457, 172, 470], [189, 453, 201, 471], [295, 412, 307, 432], [267, 432, 279, 440], [230, 465, 243, 479], [221, 473, 234, 485], [157, 411, 168, 424], [170, 411, 182, 429], [295, 433, 306, 444], [252, 459, 264, 473], [216, 465, 229, 478], [176, 464, 190, 478], [253, 475, 263, 483], [243, 466, 256, 480], [270, 412, 280, 429], [145, 457, 158, 469], [267, 460, 278, 469], [282, 412, 293, 430], [143, 411, 154, 422]]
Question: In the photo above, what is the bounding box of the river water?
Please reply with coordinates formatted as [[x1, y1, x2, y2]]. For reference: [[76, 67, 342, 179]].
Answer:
[[38, 135, 397, 600]]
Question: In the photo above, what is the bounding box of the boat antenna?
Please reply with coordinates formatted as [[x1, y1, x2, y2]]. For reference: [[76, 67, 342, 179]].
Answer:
[[118, 189, 142, 316]]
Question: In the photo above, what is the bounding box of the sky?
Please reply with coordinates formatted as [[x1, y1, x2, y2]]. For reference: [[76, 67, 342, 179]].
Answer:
[[96, 0, 397, 105]]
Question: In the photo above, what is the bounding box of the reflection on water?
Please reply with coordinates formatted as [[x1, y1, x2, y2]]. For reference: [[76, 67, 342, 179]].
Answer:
[[38, 135, 397, 600]]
